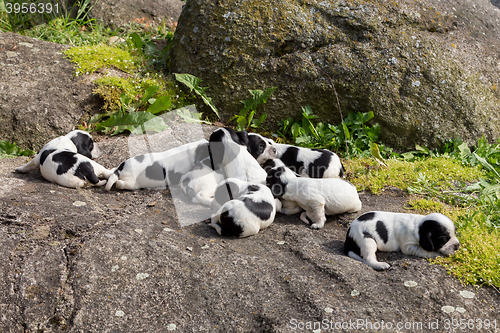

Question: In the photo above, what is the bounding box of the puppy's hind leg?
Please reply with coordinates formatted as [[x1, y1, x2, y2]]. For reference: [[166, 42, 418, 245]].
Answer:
[[361, 238, 391, 270], [15, 157, 39, 173], [304, 204, 327, 229]]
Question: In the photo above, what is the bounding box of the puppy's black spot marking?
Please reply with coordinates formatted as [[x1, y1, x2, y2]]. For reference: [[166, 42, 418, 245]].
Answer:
[[363, 231, 375, 239], [266, 167, 287, 198], [308, 149, 332, 178], [145, 161, 166, 181], [74, 161, 100, 184], [247, 135, 266, 159], [168, 169, 182, 186], [218, 211, 244, 237], [208, 130, 225, 168], [280, 147, 305, 175], [52, 151, 78, 175], [134, 155, 145, 163], [262, 159, 277, 173], [419, 219, 451, 252], [344, 227, 361, 256], [213, 180, 241, 207], [242, 197, 272, 220], [40, 149, 56, 166], [115, 162, 125, 175], [70, 132, 93, 159], [376, 220, 389, 244], [357, 212, 375, 222], [194, 142, 210, 163], [247, 184, 260, 194]]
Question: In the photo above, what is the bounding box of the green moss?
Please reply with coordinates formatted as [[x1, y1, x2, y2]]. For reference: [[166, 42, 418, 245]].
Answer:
[[345, 157, 483, 194], [64, 44, 137, 75], [434, 214, 500, 288]]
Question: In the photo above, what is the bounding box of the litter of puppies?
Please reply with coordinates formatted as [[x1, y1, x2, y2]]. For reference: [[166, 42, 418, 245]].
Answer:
[[15, 127, 459, 268]]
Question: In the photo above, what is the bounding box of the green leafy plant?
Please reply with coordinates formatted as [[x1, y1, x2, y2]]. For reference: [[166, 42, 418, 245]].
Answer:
[[91, 84, 172, 135], [174, 73, 220, 119], [0, 141, 35, 158], [231, 87, 276, 131], [278, 107, 384, 156]]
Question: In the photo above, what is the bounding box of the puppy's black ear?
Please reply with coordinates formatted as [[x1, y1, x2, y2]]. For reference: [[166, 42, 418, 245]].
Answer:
[[419, 220, 450, 252], [226, 127, 248, 146], [71, 132, 93, 159]]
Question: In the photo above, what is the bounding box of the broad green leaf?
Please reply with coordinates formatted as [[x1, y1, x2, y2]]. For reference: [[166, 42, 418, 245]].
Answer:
[[174, 73, 220, 118], [139, 85, 159, 107], [237, 116, 247, 132], [246, 110, 255, 129], [94, 111, 167, 135], [129, 33, 144, 50], [176, 108, 212, 124], [147, 96, 171, 114], [291, 123, 302, 139], [0, 141, 35, 158], [241, 87, 276, 111]]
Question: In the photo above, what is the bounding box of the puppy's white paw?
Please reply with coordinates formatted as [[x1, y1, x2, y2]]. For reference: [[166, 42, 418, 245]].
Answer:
[[310, 222, 325, 230], [371, 262, 391, 271], [95, 180, 107, 187]]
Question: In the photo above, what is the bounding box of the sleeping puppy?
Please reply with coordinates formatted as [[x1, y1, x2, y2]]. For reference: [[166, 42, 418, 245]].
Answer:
[[209, 128, 274, 184], [39, 149, 113, 189], [210, 178, 278, 237], [248, 133, 344, 178], [180, 157, 225, 206], [344, 211, 460, 270], [15, 130, 111, 188], [105, 139, 209, 190], [15, 130, 100, 173], [266, 165, 362, 229]]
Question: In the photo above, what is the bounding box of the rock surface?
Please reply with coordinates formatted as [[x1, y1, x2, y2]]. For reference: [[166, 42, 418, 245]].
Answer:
[[171, 0, 500, 149], [1, 130, 499, 332], [0, 32, 100, 151], [89, 0, 184, 29]]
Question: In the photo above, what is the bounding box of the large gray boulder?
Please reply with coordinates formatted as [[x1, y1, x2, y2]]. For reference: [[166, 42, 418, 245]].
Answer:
[[0, 32, 100, 151], [171, 0, 500, 149]]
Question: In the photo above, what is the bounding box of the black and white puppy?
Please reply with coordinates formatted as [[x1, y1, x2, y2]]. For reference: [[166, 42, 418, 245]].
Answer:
[[105, 139, 209, 190], [248, 133, 344, 178], [210, 178, 278, 237], [15, 130, 111, 189], [344, 211, 460, 270], [38, 150, 113, 189], [266, 166, 362, 229], [246, 133, 277, 164], [209, 128, 274, 184], [15, 130, 100, 173], [180, 157, 225, 206]]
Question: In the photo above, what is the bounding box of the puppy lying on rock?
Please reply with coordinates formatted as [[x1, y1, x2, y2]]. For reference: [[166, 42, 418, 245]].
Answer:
[[344, 211, 460, 270], [16, 130, 113, 189]]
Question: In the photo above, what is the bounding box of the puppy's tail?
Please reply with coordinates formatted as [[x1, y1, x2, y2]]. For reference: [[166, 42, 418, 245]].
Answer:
[[105, 172, 119, 191]]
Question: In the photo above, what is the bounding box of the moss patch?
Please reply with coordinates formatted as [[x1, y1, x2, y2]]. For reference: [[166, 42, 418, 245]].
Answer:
[[64, 44, 137, 75], [345, 157, 484, 194]]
